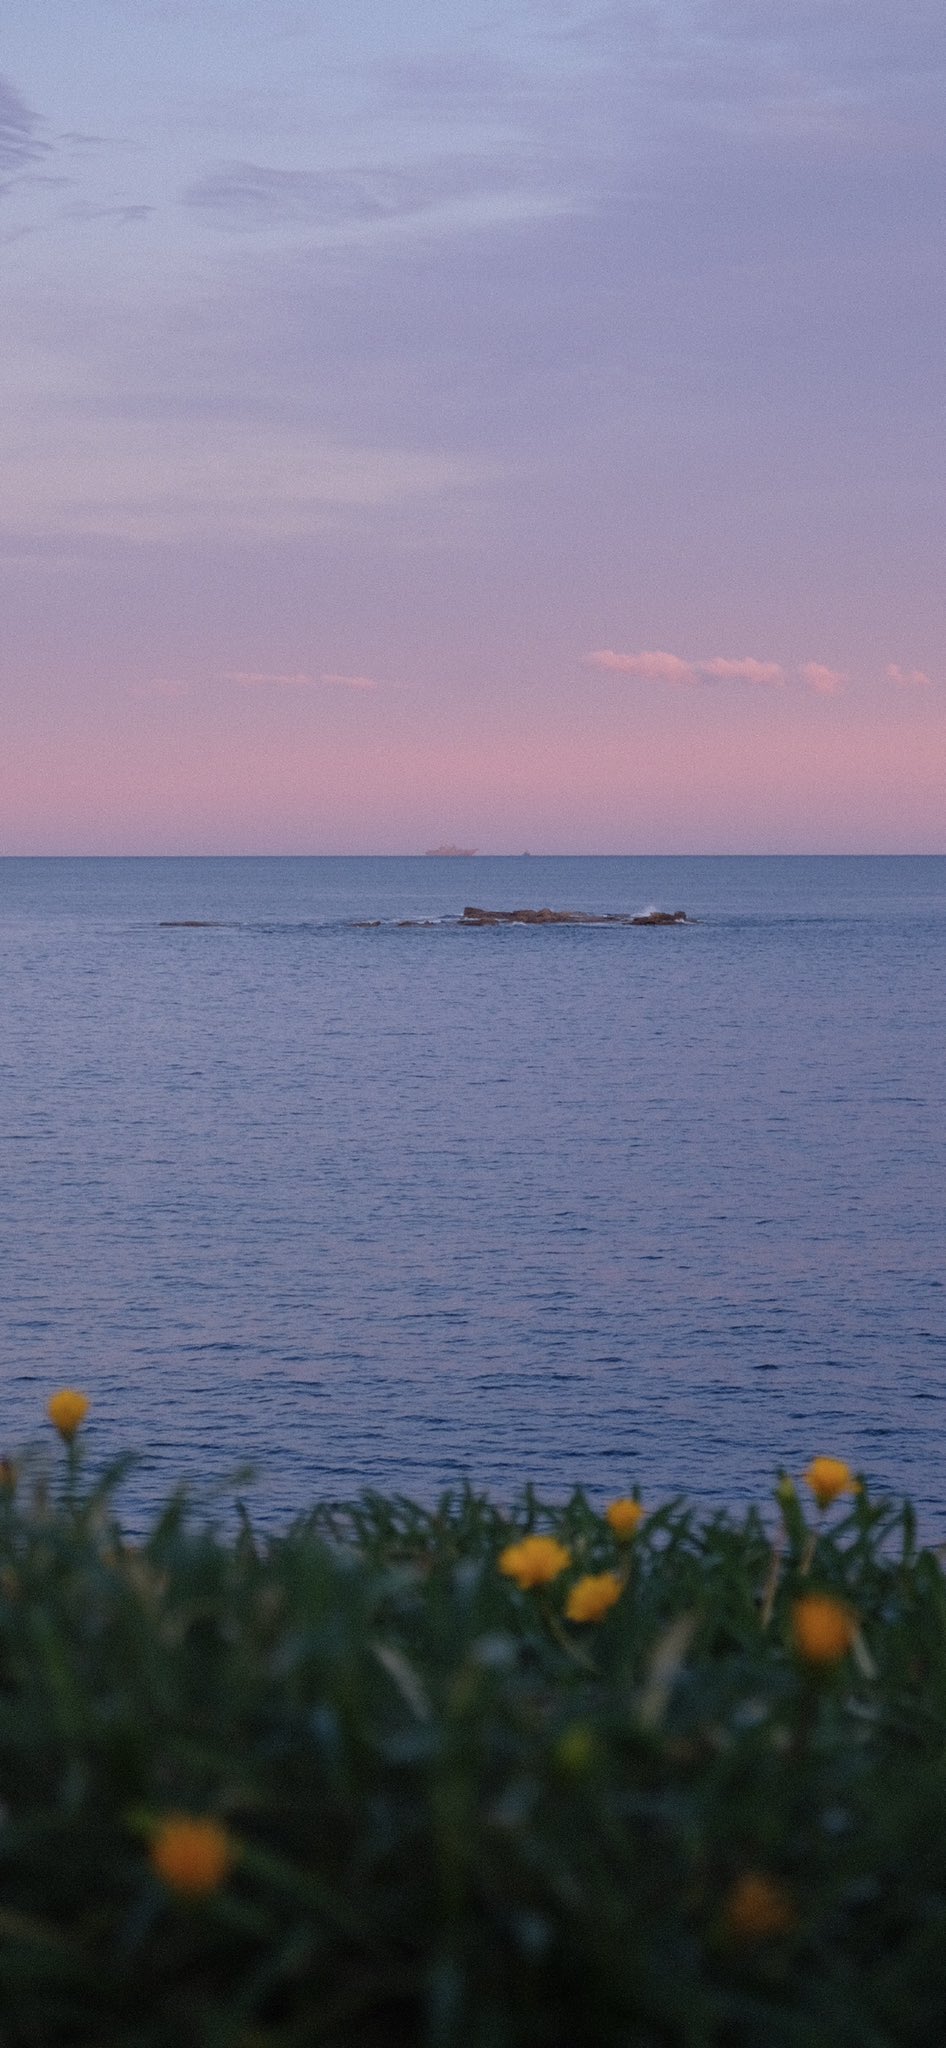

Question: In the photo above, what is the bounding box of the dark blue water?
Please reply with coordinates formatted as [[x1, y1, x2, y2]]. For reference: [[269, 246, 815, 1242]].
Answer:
[[1, 857, 944, 1521]]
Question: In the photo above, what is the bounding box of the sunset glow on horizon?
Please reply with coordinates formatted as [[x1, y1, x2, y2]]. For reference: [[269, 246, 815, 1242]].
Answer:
[[2, 2, 943, 853]]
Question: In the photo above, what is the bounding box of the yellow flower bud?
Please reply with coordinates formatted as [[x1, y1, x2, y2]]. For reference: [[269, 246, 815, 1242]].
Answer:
[[565, 1571, 623, 1624], [804, 1457, 856, 1509], [791, 1593, 857, 1666], [150, 1817, 234, 1898], [46, 1390, 90, 1441], [498, 1535, 571, 1590], [605, 1498, 645, 1540]]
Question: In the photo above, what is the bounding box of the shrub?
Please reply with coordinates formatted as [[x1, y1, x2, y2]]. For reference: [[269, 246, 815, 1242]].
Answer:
[[1, 1411, 945, 2044]]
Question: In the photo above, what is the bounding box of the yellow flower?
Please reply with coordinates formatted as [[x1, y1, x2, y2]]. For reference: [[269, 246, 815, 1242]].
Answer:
[[498, 1535, 571, 1590], [723, 1872, 796, 1941], [565, 1571, 623, 1624], [804, 1457, 856, 1509], [46, 1390, 90, 1441], [605, 1498, 645, 1540], [150, 1816, 234, 1897], [791, 1593, 857, 1666]]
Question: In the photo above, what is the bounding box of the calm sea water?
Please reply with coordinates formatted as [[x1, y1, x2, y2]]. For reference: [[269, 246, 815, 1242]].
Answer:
[[1, 857, 944, 1523]]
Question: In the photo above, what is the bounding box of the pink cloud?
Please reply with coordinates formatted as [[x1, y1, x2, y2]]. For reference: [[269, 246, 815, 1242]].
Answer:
[[886, 664, 932, 689], [584, 647, 783, 686], [586, 647, 860, 696], [698, 657, 784, 684], [583, 647, 698, 684], [800, 662, 847, 695]]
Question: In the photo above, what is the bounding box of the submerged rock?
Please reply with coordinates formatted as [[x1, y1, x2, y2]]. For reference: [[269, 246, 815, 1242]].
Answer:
[[631, 910, 689, 925], [460, 906, 690, 927], [462, 906, 580, 924]]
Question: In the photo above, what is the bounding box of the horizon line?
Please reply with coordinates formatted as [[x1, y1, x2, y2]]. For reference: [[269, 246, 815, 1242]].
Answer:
[[2, 850, 945, 862]]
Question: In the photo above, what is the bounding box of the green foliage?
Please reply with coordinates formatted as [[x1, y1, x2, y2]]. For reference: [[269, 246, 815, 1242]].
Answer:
[[1, 1444, 946, 2045]]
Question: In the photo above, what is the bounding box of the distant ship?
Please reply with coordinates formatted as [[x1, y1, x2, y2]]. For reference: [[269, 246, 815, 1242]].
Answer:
[[424, 844, 477, 856]]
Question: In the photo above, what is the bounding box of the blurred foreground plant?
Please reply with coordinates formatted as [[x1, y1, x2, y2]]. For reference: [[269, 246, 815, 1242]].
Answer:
[[1, 1410, 945, 2046]]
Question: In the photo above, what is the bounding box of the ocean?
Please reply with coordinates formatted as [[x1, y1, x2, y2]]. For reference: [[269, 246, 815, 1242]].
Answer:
[[1, 856, 944, 1523]]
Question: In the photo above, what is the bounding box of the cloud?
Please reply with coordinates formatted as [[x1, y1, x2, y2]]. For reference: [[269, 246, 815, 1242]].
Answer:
[[0, 413, 496, 546], [584, 647, 698, 683], [594, 653, 938, 698], [699, 656, 784, 683], [886, 663, 932, 688], [584, 648, 784, 684], [182, 153, 522, 232], [0, 76, 45, 175], [800, 661, 847, 694], [586, 648, 863, 694], [227, 670, 378, 691], [63, 201, 153, 225], [185, 163, 386, 228]]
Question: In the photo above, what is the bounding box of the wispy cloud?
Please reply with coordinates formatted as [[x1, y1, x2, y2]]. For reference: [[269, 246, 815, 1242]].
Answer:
[[585, 649, 868, 693], [799, 662, 847, 695], [62, 200, 153, 225], [227, 669, 378, 691], [0, 412, 495, 547], [699, 657, 785, 684], [0, 76, 46, 175], [185, 163, 385, 229], [182, 153, 522, 232], [886, 663, 932, 688], [59, 131, 114, 150], [584, 648, 698, 683]]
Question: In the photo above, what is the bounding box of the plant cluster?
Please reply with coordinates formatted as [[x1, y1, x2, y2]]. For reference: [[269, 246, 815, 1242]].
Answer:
[[1, 1401, 946, 2045]]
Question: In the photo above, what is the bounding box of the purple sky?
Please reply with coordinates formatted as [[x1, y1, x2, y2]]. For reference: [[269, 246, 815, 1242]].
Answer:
[[2, 1, 944, 851]]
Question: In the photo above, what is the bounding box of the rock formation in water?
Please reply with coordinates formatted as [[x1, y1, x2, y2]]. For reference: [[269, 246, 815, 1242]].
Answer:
[[459, 906, 690, 927], [631, 910, 689, 925]]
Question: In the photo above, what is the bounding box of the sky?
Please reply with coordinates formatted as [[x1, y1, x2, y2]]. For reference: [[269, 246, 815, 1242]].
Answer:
[[1, 0, 944, 852]]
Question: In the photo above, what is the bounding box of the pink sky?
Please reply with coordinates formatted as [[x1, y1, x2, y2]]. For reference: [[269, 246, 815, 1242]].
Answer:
[[1, 2, 943, 851]]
